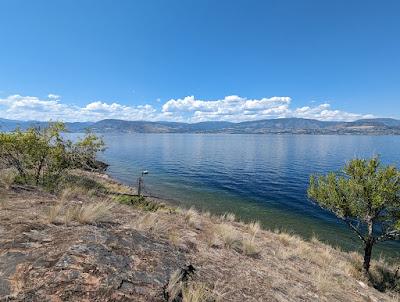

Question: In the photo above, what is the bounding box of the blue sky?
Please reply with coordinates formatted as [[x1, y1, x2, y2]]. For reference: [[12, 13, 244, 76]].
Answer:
[[0, 0, 399, 122]]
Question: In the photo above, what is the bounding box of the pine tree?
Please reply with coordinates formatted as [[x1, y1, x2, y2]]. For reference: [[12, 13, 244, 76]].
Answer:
[[308, 157, 400, 272]]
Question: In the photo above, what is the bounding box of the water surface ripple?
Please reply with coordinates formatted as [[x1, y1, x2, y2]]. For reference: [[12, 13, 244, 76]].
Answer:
[[92, 134, 400, 257]]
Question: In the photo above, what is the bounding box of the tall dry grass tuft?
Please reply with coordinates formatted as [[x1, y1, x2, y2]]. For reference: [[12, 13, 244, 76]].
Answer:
[[182, 283, 210, 302], [132, 212, 170, 235], [220, 212, 236, 222], [202, 226, 219, 248], [215, 223, 240, 249], [241, 237, 260, 257], [45, 203, 63, 224], [165, 269, 184, 301], [59, 201, 113, 225], [76, 201, 114, 224], [247, 220, 261, 238], [343, 252, 365, 280], [0, 168, 18, 190], [184, 207, 198, 223], [165, 269, 212, 302], [184, 207, 202, 229]]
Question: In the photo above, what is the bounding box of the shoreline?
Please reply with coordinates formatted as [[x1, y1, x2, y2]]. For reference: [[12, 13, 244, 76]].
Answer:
[[98, 171, 400, 262], [1, 169, 398, 301]]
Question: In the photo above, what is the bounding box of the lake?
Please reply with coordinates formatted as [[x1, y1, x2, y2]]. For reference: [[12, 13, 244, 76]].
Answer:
[[95, 134, 400, 258]]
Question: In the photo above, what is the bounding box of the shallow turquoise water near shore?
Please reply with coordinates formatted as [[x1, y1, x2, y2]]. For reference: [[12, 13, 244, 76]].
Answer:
[[91, 134, 400, 258]]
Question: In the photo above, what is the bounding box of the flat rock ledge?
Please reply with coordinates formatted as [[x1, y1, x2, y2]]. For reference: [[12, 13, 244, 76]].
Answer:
[[0, 222, 185, 301]]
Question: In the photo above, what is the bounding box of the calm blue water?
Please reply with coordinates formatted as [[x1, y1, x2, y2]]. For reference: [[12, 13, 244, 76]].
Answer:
[[95, 134, 400, 257]]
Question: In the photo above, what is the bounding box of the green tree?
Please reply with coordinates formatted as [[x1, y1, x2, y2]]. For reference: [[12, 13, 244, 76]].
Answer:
[[308, 157, 400, 273], [0, 123, 105, 189]]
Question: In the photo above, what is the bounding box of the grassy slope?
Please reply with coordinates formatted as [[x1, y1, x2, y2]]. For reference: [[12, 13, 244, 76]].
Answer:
[[0, 171, 398, 301]]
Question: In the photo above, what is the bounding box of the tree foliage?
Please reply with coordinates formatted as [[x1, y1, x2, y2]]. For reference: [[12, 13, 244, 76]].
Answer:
[[0, 123, 105, 189], [308, 157, 400, 272]]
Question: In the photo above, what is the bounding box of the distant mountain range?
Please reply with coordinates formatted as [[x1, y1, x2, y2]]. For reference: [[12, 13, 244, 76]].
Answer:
[[1, 117, 400, 135]]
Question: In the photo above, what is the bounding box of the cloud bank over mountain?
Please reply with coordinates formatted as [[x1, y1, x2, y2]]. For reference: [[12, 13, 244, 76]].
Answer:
[[0, 94, 374, 122]]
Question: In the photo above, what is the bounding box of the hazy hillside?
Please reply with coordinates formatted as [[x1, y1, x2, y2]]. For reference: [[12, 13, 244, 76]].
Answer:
[[1, 117, 400, 134]]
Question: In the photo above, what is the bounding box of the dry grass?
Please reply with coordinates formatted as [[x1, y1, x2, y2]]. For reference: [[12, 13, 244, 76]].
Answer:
[[184, 207, 198, 223], [166, 269, 213, 302], [45, 203, 63, 224], [168, 231, 181, 246], [131, 212, 170, 235], [241, 237, 260, 257], [312, 268, 334, 294], [74, 201, 113, 224], [247, 220, 261, 237], [44, 200, 113, 225], [182, 283, 210, 302], [184, 207, 202, 229], [202, 227, 219, 248], [220, 212, 236, 222], [215, 223, 241, 249], [202, 211, 211, 218], [0, 195, 6, 209], [0, 168, 17, 190], [60, 186, 95, 202], [165, 269, 184, 301]]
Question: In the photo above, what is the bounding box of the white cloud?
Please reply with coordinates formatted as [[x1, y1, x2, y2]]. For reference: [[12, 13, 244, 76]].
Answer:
[[0, 95, 158, 122], [293, 103, 374, 121], [162, 95, 292, 122], [161, 95, 372, 122], [47, 94, 60, 100], [0, 94, 373, 123]]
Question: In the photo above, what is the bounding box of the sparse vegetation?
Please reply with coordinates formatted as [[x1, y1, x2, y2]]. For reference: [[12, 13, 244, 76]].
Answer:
[[1, 172, 399, 301], [115, 194, 166, 211], [1, 148, 399, 300], [45, 200, 113, 225]]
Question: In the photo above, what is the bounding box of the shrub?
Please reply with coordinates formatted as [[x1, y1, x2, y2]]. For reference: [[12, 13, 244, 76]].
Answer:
[[115, 194, 164, 211], [0, 123, 105, 191], [58, 173, 107, 196]]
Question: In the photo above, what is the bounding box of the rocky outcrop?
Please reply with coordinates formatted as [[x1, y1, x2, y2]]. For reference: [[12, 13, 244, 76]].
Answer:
[[0, 192, 185, 301]]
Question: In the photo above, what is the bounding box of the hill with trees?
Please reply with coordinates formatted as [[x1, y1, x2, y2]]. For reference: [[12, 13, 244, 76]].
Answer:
[[1, 117, 400, 134]]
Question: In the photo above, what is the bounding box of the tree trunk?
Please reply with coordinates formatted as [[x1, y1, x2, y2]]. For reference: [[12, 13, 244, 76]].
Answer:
[[363, 239, 373, 273]]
